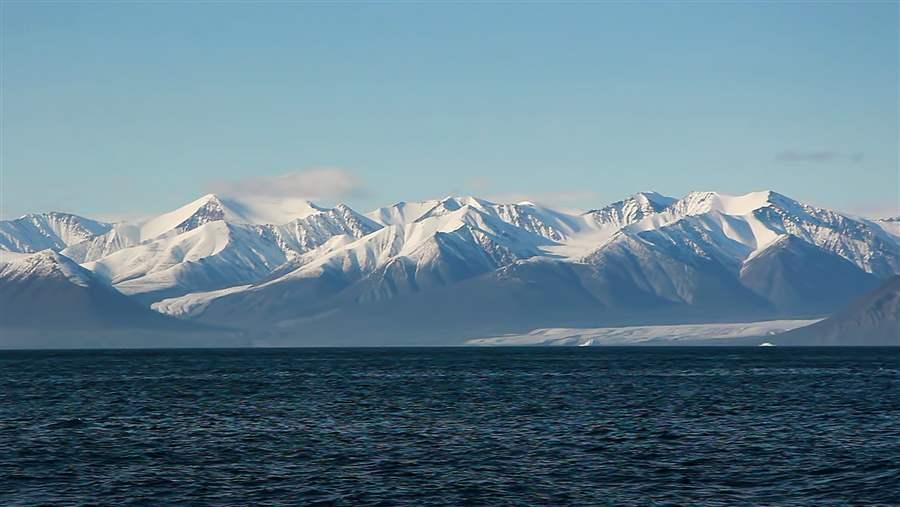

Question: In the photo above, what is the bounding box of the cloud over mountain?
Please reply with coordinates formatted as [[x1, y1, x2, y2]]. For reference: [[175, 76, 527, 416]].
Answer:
[[209, 168, 368, 201]]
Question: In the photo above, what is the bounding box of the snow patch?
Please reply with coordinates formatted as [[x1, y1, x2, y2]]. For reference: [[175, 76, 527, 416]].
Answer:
[[152, 284, 252, 317]]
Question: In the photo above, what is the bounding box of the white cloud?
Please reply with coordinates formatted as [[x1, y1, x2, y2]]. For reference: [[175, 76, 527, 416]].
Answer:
[[209, 167, 367, 201]]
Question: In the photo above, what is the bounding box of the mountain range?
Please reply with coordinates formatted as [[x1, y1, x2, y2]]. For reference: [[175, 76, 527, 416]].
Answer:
[[1, 190, 898, 347]]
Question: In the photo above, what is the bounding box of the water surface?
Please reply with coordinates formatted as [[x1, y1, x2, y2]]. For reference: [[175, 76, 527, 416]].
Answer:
[[1, 347, 898, 505]]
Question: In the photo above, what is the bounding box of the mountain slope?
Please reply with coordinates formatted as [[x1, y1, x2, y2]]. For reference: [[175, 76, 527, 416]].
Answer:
[[0, 251, 192, 330], [84, 222, 291, 303], [876, 217, 900, 244], [581, 233, 772, 315], [0, 251, 247, 348], [268, 204, 381, 257], [366, 200, 441, 225], [774, 276, 900, 345], [751, 193, 900, 277], [740, 235, 880, 314]]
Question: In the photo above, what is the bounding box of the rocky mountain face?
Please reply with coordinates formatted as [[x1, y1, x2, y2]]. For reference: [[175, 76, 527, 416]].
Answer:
[[2, 190, 898, 346]]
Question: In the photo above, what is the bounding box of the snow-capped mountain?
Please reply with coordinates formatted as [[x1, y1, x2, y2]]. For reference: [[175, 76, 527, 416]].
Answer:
[[366, 199, 442, 225], [172, 199, 555, 316], [268, 204, 382, 257], [61, 194, 330, 263], [0, 249, 242, 348], [2, 189, 898, 346], [83, 221, 291, 303], [140, 193, 326, 238], [0, 250, 95, 288], [0, 250, 189, 330], [68, 195, 382, 303], [584, 191, 676, 229], [607, 190, 900, 278], [0, 212, 111, 253]]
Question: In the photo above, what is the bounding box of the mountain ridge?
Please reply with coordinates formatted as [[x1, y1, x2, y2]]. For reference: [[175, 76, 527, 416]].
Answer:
[[2, 189, 897, 346]]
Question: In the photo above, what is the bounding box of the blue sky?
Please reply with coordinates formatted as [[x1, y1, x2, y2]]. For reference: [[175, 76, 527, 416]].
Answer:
[[1, 2, 897, 219]]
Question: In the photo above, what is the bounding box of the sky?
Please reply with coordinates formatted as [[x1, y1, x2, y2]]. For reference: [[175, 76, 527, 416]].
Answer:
[[1, 2, 897, 220]]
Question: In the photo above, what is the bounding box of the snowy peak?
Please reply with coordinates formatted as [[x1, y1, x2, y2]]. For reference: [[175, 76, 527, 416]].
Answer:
[[267, 200, 547, 290], [83, 220, 294, 302], [77, 199, 381, 301], [172, 194, 229, 233], [36, 211, 111, 241], [615, 189, 900, 279], [270, 203, 382, 256], [415, 196, 495, 222], [61, 223, 143, 263], [138, 193, 328, 241], [216, 195, 326, 225], [663, 190, 816, 220], [138, 194, 227, 240], [366, 200, 441, 226], [0, 212, 111, 253], [62, 195, 359, 263], [668, 190, 777, 217], [0, 250, 96, 288], [369, 196, 585, 243], [635, 191, 677, 209], [329, 204, 383, 237], [408, 196, 580, 242], [585, 191, 676, 229]]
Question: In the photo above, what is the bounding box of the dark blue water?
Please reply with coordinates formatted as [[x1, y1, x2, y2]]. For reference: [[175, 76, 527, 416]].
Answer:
[[1, 348, 898, 506]]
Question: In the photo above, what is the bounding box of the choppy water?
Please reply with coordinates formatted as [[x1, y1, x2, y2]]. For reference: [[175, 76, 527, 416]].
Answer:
[[1, 347, 898, 506]]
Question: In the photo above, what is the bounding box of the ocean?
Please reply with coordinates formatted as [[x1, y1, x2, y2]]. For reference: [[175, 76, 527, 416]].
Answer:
[[1, 347, 898, 505]]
